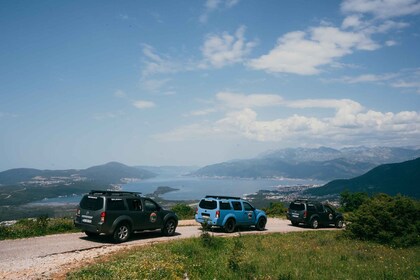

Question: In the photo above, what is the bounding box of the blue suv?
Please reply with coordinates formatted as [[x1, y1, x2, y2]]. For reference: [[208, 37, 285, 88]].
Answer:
[[195, 195, 267, 233]]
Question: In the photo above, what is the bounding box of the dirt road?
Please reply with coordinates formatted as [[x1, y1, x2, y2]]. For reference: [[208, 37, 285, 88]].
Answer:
[[0, 219, 338, 279]]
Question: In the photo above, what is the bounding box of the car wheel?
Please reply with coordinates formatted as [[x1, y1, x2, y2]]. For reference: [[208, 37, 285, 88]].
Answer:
[[113, 223, 131, 243], [224, 218, 236, 233], [162, 219, 177, 236], [84, 231, 99, 238], [335, 219, 344, 228], [256, 217, 266, 231], [310, 218, 319, 229]]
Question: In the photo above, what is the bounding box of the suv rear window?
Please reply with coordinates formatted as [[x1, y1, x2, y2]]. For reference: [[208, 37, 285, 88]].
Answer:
[[289, 202, 305, 211], [80, 196, 104, 211], [199, 199, 217, 210]]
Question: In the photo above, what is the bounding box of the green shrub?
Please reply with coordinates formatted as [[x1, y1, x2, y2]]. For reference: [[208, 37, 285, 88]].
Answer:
[[171, 203, 195, 220], [0, 217, 76, 240], [263, 202, 287, 217], [340, 191, 369, 212], [344, 194, 420, 247]]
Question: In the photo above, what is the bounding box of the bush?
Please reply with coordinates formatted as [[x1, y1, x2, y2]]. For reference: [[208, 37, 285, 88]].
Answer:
[[340, 191, 369, 212], [171, 203, 195, 220], [344, 194, 420, 247], [263, 202, 287, 217]]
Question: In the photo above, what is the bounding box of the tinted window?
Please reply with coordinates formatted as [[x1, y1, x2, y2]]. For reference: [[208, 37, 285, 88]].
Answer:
[[315, 203, 324, 212], [80, 196, 104, 211], [106, 198, 126, 211], [289, 202, 305, 211], [232, 201, 242, 211], [307, 204, 316, 212], [219, 201, 231, 210], [127, 199, 142, 211], [144, 199, 158, 211], [199, 199, 217, 210], [243, 202, 253, 211]]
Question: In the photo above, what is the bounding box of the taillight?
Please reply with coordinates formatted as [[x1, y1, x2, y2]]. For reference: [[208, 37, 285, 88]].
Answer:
[[216, 210, 220, 219], [76, 208, 80, 216], [100, 212, 106, 223], [195, 207, 198, 214], [303, 211, 307, 218]]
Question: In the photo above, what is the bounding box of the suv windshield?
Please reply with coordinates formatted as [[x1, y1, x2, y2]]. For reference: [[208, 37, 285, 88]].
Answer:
[[199, 199, 217, 210], [289, 202, 305, 211], [80, 196, 104, 211]]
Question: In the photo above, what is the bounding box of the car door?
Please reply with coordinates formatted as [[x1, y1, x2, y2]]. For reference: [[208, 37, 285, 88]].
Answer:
[[323, 205, 336, 226], [141, 198, 164, 230], [126, 198, 143, 230], [243, 202, 256, 226], [315, 203, 328, 225]]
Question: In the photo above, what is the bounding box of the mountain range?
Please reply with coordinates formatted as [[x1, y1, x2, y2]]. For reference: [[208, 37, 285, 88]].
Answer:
[[192, 146, 420, 181], [0, 162, 156, 186], [307, 157, 420, 198]]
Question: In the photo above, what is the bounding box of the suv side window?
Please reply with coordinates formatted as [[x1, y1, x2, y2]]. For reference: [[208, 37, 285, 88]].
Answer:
[[219, 201, 231, 210], [127, 199, 142, 211], [307, 204, 316, 212], [315, 203, 324, 212], [106, 198, 126, 211], [232, 201, 242, 211], [144, 199, 158, 211], [243, 202, 253, 211]]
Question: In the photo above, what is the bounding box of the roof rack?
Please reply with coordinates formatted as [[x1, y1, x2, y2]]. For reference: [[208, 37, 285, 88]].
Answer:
[[89, 190, 142, 197], [205, 195, 241, 200]]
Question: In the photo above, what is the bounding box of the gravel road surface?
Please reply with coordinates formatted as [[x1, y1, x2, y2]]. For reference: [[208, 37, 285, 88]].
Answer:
[[0, 219, 339, 279]]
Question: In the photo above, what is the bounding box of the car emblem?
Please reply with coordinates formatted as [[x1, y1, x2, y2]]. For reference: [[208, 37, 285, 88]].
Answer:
[[150, 212, 157, 223], [86, 211, 90, 215]]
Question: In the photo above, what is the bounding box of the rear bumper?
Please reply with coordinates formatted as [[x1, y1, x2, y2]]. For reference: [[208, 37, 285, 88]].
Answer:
[[195, 215, 220, 226], [74, 220, 112, 235]]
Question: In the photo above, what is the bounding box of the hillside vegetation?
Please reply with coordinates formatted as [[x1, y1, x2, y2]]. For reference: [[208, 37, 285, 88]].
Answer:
[[308, 157, 420, 198]]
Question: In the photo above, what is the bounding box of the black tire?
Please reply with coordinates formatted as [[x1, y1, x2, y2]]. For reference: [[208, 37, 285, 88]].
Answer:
[[335, 219, 344, 228], [84, 231, 99, 238], [162, 219, 177, 236], [224, 218, 236, 233], [310, 218, 319, 229], [113, 223, 131, 243], [291, 221, 299, 226], [256, 217, 266, 231]]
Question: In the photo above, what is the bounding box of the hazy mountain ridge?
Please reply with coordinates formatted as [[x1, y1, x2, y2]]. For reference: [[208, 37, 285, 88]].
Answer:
[[0, 162, 156, 186], [307, 157, 420, 198], [192, 146, 420, 180]]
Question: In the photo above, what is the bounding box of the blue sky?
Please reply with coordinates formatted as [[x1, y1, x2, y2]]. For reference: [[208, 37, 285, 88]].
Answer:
[[1, 0, 419, 171]]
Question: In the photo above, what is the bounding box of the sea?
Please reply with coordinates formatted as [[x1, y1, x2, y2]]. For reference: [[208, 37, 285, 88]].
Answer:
[[29, 175, 324, 205]]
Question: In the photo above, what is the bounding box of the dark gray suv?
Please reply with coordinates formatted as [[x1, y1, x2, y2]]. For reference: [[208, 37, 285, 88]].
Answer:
[[74, 190, 178, 242], [286, 199, 344, 229]]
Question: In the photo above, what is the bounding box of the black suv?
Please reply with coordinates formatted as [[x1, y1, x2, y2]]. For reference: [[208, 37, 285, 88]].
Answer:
[[74, 190, 178, 242], [286, 199, 344, 229]]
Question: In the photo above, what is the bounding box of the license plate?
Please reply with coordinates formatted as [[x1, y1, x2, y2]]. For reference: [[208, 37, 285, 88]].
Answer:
[[82, 218, 92, 224], [202, 213, 210, 217], [292, 214, 299, 218]]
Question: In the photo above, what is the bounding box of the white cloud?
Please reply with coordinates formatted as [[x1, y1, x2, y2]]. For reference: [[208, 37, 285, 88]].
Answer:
[[184, 108, 218, 117], [200, 0, 240, 23], [133, 100, 156, 109], [216, 92, 283, 108], [341, 0, 420, 19], [114, 89, 127, 98], [248, 26, 379, 75], [201, 26, 257, 68], [155, 93, 420, 147], [141, 45, 183, 77]]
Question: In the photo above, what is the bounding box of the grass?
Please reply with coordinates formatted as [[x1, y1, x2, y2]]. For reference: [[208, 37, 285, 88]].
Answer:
[[0, 217, 78, 240], [67, 231, 420, 280]]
